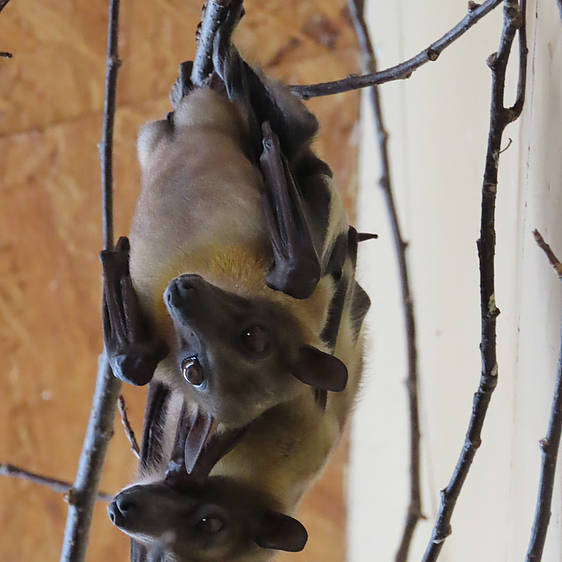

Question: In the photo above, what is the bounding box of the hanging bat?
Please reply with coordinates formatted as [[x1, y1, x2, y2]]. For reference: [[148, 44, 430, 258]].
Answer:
[[101, 0, 372, 438], [109, 382, 309, 561]]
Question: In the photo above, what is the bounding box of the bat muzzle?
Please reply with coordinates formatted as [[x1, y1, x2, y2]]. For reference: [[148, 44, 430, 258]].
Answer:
[[164, 273, 205, 317], [108, 484, 186, 535], [108, 492, 136, 529]]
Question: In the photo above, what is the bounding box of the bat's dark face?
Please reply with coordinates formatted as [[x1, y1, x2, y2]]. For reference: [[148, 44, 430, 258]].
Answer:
[[108, 479, 307, 561], [164, 274, 305, 428]]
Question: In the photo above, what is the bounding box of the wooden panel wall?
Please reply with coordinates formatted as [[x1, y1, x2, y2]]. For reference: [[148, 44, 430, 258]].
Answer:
[[0, 1, 360, 560]]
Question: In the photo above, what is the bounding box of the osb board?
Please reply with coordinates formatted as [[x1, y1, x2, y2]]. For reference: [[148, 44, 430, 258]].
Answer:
[[0, 1, 360, 560]]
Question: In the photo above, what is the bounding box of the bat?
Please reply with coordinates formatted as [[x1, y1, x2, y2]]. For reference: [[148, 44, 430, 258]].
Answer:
[[110, 382, 310, 561], [101, 0, 372, 434]]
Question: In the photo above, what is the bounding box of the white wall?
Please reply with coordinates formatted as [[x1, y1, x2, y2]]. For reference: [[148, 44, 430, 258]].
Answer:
[[349, 1, 562, 560]]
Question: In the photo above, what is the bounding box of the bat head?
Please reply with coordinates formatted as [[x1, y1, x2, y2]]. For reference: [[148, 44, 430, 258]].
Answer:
[[108, 478, 307, 561], [163, 274, 347, 428]]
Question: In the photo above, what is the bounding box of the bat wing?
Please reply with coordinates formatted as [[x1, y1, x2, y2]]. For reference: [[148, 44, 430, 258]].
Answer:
[[130, 540, 149, 562], [259, 122, 321, 299], [101, 237, 168, 386], [130, 381, 172, 562], [207, 6, 336, 299]]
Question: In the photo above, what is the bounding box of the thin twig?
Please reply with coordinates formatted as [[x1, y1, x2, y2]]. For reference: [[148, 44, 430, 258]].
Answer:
[[422, 2, 527, 560], [191, 0, 232, 87], [118, 394, 140, 459], [60, 0, 122, 560], [526, 231, 562, 561], [533, 230, 562, 281], [100, 0, 122, 251], [290, 0, 502, 99], [499, 137, 513, 154], [346, 1, 422, 560], [0, 463, 113, 502], [60, 357, 121, 561]]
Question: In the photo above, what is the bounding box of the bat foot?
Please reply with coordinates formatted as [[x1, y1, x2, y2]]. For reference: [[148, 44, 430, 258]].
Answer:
[[170, 61, 194, 108], [109, 341, 168, 386], [101, 236, 168, 386]]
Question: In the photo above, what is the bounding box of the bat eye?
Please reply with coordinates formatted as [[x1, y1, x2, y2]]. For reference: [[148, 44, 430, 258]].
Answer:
[[196, 516, 224, 534], [240, 325, 270, 354], [181, 356, 204, 386]]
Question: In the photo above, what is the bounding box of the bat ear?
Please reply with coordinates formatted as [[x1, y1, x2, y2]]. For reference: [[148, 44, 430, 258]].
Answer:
[[292, 345, 348, 392], [358, 231, 378, 241], [253, 511, 308, 552]]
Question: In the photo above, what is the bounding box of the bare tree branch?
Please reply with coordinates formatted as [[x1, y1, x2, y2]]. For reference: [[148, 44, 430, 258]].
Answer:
[[99, 0, 122, 251], [0, 463, 113, 502], [60, 0, 123, 560], [346, 1, 422, 560], [60, 357, 121, 560], [191, 0, 233, 87], [533, 230, 562, 281], [422, 1, 527, 560], [526, 230, 562, 561], [118, 394, 140, 459], [290, 0, 503, 99]]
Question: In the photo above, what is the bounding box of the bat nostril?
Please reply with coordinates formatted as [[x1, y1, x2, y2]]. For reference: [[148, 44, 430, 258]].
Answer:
[[117, 496, 136, 515], [108, 500, 128, 526], [177, 276, 199, 296], [177, 283, 195, 298], [165, 274, 204, 307], [164, 283, 180, 309]]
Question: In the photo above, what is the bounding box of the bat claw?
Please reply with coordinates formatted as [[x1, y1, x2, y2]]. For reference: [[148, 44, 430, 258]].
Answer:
[[109, 341, 168, 386]]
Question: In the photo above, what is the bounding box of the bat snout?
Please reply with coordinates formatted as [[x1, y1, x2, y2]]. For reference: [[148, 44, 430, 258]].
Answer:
[[175, 274, 205, 295], [108, 489, 142, 529], [165, 274, 206, 311], [107, 501, 119, 525]]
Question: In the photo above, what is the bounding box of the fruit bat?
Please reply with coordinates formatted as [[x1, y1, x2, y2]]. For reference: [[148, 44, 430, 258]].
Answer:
[[100, 0, 373, 437]]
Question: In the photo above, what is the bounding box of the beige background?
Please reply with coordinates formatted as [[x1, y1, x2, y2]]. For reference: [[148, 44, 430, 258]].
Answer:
[[0, 1, 360, 560], [350, 1, 562, 560]]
